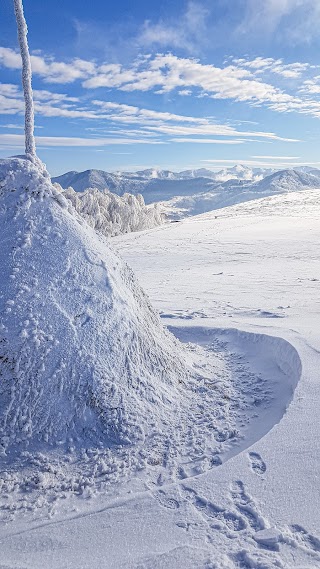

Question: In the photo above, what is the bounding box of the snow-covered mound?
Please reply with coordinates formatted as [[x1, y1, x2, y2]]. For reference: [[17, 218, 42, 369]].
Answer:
[[0, 157, 191, 455], [59, 185, 163, 237]]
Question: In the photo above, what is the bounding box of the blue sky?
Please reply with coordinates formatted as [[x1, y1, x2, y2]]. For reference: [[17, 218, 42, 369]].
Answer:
[[1, 0, 320, 175]]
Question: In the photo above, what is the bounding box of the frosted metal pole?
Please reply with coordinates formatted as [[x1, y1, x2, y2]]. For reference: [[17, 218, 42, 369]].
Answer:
[[13, 0, 37, 159]]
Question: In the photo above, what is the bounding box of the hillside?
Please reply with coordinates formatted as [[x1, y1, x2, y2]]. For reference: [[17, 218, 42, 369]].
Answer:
[[161, 168, 320, 219]]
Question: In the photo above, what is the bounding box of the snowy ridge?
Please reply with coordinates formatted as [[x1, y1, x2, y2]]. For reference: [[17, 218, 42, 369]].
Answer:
[[52, 164, 272, 199], [161, 168, 320, 219], [52, 165, 273, 194]]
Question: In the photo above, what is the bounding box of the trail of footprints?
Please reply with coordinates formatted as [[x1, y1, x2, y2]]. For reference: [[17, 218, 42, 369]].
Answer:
[[180, 485, 246, 534], [152, 450, 320, 563]]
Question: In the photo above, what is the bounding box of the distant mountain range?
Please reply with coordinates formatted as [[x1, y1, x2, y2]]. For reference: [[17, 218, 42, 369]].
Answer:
[[52, 165, 320, 218], [52, 165, 272, 202], [161, 168, 320, 219]]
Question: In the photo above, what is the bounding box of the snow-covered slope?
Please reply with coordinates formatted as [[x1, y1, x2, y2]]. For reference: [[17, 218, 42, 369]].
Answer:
[[0, 157, 193, 455], [162, 168, 320, 219], [52, 168, 148, 195], [2, 188, 320, 568]]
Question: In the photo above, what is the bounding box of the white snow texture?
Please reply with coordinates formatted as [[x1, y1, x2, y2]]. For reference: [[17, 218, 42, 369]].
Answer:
[[0, 157, 191, 454], [60, 185, 163, 237]]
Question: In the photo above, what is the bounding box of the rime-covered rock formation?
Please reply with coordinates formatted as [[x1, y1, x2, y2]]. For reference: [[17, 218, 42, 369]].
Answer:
[[0, 157, 191, 455]]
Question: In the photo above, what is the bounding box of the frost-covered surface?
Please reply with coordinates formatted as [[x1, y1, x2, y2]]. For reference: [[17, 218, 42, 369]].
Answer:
[[0, 157, 201, 456], [13, 0, 36, 159], [60, 184, 163, 237], [115, 191, 320, 568], [1, 172, 320, 568]]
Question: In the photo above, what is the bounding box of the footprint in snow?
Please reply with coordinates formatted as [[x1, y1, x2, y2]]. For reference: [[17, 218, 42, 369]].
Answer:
[[153, 490, 180, 510], [289, 524, 320, 554], [230, 481, 265, 532], [181, 486, 246, 533], [248, 452, 267, 475]]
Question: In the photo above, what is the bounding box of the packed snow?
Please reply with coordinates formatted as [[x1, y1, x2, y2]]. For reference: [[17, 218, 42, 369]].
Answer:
[[1, 158, 320, 568]]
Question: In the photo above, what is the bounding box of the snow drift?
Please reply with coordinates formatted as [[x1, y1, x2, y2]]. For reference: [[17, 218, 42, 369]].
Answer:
[[0, 157, 191, 455]]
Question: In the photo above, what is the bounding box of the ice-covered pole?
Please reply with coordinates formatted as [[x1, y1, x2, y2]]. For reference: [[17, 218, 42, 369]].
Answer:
[[13, 0, 37, 159]]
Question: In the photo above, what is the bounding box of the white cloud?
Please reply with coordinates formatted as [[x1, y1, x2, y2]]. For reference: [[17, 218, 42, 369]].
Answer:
[[0, 134, 165, 148], [301, 76, 320, 95], [2, 45, 320, 120], [170, 138, 246, 144], [0, 123, 24, 129], [0, 82, 299, 144], [202, 158, 320, 168], [233, 56, 311, 79], [251, 155, 300, 159], [142, 123, 299, 142], [0, 47, 95, 84]]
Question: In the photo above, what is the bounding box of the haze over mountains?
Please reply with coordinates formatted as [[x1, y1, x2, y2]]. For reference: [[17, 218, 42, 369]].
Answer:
[[53, 164, 320, 219]]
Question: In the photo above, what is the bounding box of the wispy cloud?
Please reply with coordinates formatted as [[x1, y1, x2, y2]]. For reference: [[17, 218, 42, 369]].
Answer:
[[0, 123, 24, 129], [0, 134, 165, 148], [0, 82, 300, 146], [201, 158, 320, 168], [170, 138, 246, 144], [237, 0, 320, 44], [0, 123, 43, 130], [138, 2, 209, 53], [232, 56, 311, 79], [251, 155, 300, 159]]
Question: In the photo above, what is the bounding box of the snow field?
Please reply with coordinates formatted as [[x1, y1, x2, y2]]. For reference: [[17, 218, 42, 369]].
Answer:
[[0, 159, 320, 568]]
